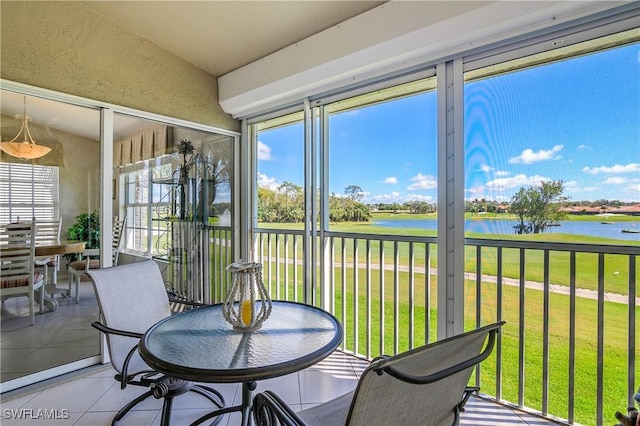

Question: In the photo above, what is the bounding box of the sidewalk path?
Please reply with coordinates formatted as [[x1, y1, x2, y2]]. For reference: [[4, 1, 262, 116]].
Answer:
[[334, 261, 640, 306], [262, 257, 640, 306]]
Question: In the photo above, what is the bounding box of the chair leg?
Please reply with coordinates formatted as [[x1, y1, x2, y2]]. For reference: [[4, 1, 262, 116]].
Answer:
[[29, 292, 35, 326], [68, 270, 74, 298], [37, 286, 44, 314], [160, 396, 174, 426], [75, 273, 81, 304], [113, 389, 154, 424], [192, 384, 225, 409]]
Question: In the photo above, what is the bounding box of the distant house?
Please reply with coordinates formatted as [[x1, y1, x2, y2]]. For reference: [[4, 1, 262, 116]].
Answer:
[[560, 205, 640, 216]]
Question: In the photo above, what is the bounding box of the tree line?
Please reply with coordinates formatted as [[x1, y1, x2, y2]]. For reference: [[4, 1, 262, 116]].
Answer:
[[258, 183, 371, 223], [257, 179, 581, 235]]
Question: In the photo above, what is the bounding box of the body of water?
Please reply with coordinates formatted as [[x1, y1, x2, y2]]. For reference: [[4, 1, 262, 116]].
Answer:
[[372, 218, 640, 242]]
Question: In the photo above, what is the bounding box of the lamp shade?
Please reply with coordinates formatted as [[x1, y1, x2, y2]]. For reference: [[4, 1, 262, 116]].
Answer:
[[0, 96, 51, 160], [0, 141, 51, 159]]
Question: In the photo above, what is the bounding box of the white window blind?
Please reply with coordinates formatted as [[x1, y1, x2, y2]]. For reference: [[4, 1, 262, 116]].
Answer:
[[0, 163, 59, 224]]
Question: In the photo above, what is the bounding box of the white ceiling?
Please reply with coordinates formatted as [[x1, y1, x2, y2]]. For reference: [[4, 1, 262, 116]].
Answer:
[[1, 1, 384, 141], [79, 1, 386, 78]]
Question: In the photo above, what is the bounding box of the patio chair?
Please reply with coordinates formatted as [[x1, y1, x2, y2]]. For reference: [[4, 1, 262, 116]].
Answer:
[[67, 216, 124, 303], [87, 259, 225, 426], [253, 321, 504, 426], [33, 218, 62, 290], [0, 219, 45, 325]]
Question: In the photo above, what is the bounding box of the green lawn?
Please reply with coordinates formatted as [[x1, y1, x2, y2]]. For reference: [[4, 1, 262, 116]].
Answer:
[[260, 261, 638, 426], [231, 218, 640, 424]]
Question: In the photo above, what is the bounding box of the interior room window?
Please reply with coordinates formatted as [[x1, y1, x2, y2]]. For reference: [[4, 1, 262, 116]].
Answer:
[[0, 163, 59, 224], [121, 160, 172, 255]]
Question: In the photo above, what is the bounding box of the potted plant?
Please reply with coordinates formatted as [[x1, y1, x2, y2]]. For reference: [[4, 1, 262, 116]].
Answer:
[[65, 211, 100, 263]]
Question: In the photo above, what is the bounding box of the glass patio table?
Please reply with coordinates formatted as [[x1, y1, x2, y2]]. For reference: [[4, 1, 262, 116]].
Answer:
[[139, 300, 344, 426]]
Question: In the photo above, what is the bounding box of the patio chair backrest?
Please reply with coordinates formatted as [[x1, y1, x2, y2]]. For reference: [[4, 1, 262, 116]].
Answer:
[[1, 221, 36, 278], [345, 322, 504, 426], [0, 219, 44, 325], [87, 259, 171, 375], [112, 216, 125, 265]]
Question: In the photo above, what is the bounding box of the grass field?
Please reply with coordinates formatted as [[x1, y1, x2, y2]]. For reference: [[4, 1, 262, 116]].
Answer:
[[251, 217, 639, 426], [260, 261, 639, 426]]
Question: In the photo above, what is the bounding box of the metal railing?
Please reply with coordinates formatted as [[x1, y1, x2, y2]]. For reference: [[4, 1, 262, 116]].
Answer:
[[246, 228, 639, 426]]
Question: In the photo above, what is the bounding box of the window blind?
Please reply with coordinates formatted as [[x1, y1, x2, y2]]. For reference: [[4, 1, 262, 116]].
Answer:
[[0, 163, 59, 224]]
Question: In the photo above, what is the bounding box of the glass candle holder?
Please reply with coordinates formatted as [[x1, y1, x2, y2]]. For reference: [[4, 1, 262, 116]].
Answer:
[[222, 261, 272, 331]]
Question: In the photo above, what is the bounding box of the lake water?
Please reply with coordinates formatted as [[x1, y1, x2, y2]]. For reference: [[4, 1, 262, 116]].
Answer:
[[372, 218, 640, 242]]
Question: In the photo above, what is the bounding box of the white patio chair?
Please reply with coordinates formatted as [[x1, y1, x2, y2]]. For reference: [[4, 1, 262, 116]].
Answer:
[[87, 259, 225, 426], [33, 218, 62, 290], [67, 216, 124, 303], [253, 321, 504, 426], [1, 219, 45, 325]]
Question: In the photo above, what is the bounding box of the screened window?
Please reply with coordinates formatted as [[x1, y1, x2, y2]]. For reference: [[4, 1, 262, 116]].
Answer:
[[464, 30, 639, 240], [326, 77, 438, 231], [255, 111, 305, 226], [0, 163, 59, 224]]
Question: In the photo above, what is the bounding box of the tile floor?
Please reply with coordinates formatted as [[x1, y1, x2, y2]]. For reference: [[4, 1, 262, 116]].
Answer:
[[1, 278, 101, 383], [0, 350, 562, 426], [1, 279, 561, 425]]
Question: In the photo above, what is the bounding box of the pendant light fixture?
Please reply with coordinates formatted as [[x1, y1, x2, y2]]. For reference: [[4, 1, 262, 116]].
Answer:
[[0, 96, 51, 160]]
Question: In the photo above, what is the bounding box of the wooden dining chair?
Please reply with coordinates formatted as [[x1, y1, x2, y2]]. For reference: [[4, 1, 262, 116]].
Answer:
[[87, 259, 225, 426], [33, 218, 62, 290], [0, 219, 45, 325], [253, 322, 505, 426], [67, 216, 125, 303]]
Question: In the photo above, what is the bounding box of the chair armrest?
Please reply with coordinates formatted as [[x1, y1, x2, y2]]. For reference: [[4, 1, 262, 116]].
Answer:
[[166, 289, 208, 313], [91, 321, 144, 339], [374, 323, 502, 385], [34, 257, 52, 266], [253, 391, 308, 426]]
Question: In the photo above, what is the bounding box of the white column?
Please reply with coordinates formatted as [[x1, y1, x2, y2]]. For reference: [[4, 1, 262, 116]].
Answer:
[[437, 58, 465, 339]]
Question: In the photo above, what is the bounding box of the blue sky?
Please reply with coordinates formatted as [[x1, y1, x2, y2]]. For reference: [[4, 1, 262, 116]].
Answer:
[[258, 42, 639, 204]]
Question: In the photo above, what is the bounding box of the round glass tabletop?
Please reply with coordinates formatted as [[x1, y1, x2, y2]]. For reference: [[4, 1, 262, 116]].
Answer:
[[139, 300, 343, 383]]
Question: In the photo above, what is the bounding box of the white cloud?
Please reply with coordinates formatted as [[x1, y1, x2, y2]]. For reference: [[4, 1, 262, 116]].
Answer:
[[495, 170, 511, 177], [628, 183, 640, 193], [603, 177, 627, 185], [383, 177, 398, 184], [480, 164, 493, 172], [407, 173, 437, 190], [486, 174, 550, 190], [371, 192, 401, 202], [466, 185, 486, 196], [508, 144, 563, 164], [564, 180, 578, 188], [578, 144, 588, 149], [582, 163, 640, 175], [257, 140, 273, 160], [257, 173, 278, 190]]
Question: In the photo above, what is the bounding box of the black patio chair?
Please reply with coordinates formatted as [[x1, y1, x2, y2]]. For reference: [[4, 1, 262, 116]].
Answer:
[[253, 321, 504, 426]]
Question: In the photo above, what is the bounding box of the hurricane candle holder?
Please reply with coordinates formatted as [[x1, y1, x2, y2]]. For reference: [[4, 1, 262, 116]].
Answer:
[[222, 261, 272, 331]]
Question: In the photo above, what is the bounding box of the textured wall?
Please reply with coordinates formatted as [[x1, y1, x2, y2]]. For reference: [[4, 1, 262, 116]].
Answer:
[[0, 1, 239, 132]]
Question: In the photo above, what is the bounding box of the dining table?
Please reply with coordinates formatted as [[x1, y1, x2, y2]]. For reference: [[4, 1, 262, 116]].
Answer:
[[1, 239, 86, 312], [35, 240, 86, 311], [139, 300, 344, 426]]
